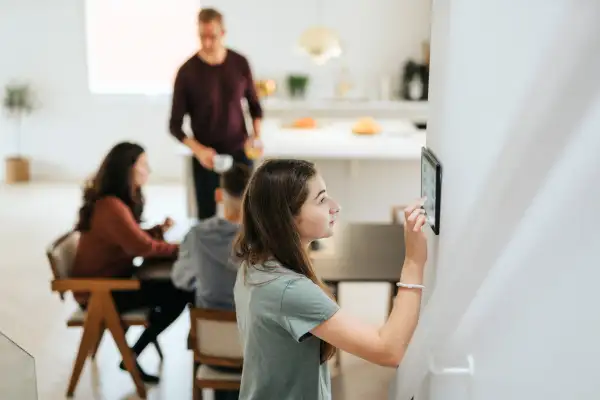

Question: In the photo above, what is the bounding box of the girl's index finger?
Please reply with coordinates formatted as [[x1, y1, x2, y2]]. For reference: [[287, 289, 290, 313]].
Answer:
[[404, 197, 427, 215]]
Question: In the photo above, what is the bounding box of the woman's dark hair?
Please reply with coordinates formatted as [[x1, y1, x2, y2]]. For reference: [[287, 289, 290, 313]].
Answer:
[[233, 159, 337, 363], [75, 142, 146, 232]]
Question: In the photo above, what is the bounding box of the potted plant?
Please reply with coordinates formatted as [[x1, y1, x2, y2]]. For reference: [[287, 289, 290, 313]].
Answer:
[[3, 83, 35, 183], [286, 74, 310, 98]]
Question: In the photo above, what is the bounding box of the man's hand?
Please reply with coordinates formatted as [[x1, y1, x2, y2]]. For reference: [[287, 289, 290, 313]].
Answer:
[[244, 136, 264, 160], [183, 137, 216, 169], [195, 146, 217, 169]]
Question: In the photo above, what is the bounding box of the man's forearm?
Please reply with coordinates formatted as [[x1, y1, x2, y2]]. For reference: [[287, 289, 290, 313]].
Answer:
[[169, 69, 190, 142], [169, 125, 188, 142], [252, 118, 262, 138], [183, 136, 208, 154]]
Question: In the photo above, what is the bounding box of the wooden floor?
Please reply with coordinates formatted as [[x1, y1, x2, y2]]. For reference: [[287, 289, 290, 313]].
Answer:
[[0, 183, 396, 400]]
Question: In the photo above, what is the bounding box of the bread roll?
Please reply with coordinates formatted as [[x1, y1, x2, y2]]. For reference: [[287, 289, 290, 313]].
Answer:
[[352, 117, 381, 135], [292, 117, 317, 129]]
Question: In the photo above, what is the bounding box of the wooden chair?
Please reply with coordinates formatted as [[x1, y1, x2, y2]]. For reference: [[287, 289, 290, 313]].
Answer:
[[47, 231, 163, 399], [189, 307, 243, 400]]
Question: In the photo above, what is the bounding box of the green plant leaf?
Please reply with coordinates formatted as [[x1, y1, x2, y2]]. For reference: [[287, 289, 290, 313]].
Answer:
[[3, 83, 35, 114]]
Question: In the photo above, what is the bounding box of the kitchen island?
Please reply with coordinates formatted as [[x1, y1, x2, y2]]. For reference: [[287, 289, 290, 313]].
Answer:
[[180, 118, 425, 222]]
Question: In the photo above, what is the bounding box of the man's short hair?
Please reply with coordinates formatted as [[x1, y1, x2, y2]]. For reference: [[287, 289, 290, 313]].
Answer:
[[198, 8, 224, 25], [220, 163, 251, 198]]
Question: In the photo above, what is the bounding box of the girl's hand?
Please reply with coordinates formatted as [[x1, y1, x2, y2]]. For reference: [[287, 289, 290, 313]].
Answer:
[[403, 199, 428, 268]]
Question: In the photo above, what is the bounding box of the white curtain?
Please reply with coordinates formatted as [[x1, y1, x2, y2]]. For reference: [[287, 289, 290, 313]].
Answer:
[[393, 1, 600, 398]]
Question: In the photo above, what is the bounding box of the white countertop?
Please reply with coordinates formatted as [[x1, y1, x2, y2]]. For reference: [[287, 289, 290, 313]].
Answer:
[[178, 119, 426, 160], [261, 98, 428, 112], [254, 98, 429, 123]]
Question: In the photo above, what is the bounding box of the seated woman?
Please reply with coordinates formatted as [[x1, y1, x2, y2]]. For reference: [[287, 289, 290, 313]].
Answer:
[[72, 141, 192, 383]]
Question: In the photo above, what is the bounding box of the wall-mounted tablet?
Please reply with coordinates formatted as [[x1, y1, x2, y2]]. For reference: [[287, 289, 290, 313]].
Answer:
[[421, 147, 442, 235]]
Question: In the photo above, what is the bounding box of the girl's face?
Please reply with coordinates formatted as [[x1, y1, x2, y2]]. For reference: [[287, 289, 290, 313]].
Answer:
[[295, 174, 340, 244], [132, 153, 150, 188]]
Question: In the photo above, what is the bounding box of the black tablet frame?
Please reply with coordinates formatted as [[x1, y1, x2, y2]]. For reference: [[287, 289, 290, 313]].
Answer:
[[421, 147, 443, 235]]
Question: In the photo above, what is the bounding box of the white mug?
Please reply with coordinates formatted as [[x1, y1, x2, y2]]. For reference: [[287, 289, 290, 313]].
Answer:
[[213, 154, 233, 173]]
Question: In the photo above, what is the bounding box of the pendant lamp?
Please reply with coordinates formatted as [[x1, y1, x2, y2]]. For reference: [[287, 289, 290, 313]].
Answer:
[[297, 26, 342, 65]]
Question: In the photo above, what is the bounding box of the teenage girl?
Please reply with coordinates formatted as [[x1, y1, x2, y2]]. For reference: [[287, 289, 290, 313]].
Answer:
[[233, 159, 428, 399]]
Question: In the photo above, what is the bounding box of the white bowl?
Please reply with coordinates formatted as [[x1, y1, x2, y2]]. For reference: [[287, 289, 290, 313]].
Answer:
[[213, 154, 234, 173]]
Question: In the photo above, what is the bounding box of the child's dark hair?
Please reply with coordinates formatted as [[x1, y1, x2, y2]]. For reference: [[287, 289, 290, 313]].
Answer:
[[220, 163, 252, 198]]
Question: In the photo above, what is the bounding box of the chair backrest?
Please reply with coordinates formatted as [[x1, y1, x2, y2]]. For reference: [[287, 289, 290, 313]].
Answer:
[[46, 231, 80, 298], [189, 307, 243, 367]]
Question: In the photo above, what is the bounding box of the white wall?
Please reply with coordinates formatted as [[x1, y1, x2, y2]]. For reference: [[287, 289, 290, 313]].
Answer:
[[0, 0, 430, 182], [207, 0, 431, 99], [392, 0, 600, 399]]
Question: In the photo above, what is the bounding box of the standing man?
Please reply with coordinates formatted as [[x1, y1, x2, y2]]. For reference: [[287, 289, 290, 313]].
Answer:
[[169, 8, 263, 220]]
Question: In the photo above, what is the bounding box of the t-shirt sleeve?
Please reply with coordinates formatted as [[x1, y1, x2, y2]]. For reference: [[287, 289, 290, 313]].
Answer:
[[280, 277, 340, 342], [170, 229, 197, 291]]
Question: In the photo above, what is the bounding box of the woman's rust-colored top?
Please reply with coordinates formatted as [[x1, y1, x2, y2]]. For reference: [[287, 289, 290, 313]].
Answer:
[[71, 196, 178, 303]]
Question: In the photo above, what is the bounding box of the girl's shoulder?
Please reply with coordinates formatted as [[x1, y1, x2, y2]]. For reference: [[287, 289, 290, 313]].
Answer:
[[246, 260, 304, 280], [239, 261, 310, 295]]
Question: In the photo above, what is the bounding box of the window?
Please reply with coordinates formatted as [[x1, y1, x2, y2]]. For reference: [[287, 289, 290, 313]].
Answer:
[[85, 0, 201, 94]]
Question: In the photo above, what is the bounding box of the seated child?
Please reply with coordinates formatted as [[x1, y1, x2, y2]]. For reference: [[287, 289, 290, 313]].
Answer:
[[171, 163, 251, 310]]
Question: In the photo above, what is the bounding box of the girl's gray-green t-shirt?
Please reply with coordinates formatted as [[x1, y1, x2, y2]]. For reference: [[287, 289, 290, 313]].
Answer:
[[234, 261, 340, 400]]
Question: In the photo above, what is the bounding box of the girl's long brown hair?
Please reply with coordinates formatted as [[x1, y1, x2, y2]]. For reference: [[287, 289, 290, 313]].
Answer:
[[75, 142, 145, 232], [233, 159, 337, 363]]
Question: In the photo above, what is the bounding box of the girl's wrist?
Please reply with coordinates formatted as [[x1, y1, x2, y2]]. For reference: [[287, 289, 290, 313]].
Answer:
[[399, 260, 424, 284]]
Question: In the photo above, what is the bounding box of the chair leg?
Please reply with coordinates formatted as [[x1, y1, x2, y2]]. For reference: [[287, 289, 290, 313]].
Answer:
[[193, 360, 201, 400], [101, 292, 147, 399], [153, 339, 164, 360], [67, 295, 103, 397], [90, 325, 105, 359]]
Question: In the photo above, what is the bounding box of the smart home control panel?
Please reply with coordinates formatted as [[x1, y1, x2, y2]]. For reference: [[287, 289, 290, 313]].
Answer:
[[421, 147, 442, 235]]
